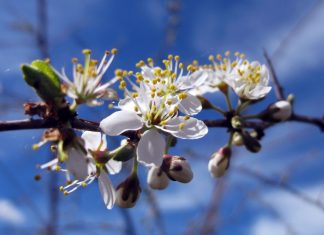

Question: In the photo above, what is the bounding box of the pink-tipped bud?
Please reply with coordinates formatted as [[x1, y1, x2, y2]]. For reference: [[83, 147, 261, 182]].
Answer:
[[147, 166, 169, 190], [162, 155, 193, 183], [208, 146, 231, 178], [116, 175, 141, 208]]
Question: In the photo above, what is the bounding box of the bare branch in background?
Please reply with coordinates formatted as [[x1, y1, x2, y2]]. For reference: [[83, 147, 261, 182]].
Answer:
[[200, 178, 226, 235], [263, 50, 285, 100], [236, 166, 324, 212], [143, 188, 166, 235]]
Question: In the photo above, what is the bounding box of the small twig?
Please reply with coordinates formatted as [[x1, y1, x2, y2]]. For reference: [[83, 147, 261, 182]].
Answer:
[[236, 166, 324, 212], [263, 50, 285, 100], [200, 178, 226, 235], [290, 113, 324, 132]]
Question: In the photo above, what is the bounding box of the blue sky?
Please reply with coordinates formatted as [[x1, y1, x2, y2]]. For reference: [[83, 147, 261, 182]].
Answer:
[[0, 0, 324, 234]]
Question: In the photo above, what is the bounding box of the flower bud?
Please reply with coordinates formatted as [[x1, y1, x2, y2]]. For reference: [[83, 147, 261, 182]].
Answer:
[[232, 132, 243, 146], [147, 166, 169, 190], [208, 146, 231, 178], [231, 116, 243, 129], [261, 100, 292, 122], [241, 131, 261, 153], [162, 155, 193, 183], [116, 175, 141, 208], [269, 100, 292, 121]]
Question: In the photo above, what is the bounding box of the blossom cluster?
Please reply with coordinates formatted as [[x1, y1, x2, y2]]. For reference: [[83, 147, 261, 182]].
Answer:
[[25, 49, 293, 209]]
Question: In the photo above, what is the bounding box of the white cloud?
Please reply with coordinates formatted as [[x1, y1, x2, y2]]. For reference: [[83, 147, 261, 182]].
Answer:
[[250, 184, 324, 235], [251, 217, 286, 235], [0, 199, 25, 225]]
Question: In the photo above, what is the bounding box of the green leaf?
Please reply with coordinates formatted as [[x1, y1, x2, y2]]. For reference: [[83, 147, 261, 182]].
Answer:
[[21, 60, 65, 105]]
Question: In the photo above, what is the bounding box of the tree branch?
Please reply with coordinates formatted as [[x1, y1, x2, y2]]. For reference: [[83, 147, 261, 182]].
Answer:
[[0, 114, 323, 134], [263, 50, 285, 100]]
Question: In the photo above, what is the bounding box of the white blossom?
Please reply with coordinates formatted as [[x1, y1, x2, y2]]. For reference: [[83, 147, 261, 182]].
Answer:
[[202, 52, 272, 99], [54, 49, 118, 106], [100, 84, 208, 167], [100, 57, 208, 167], [40, 131, 122, 209]]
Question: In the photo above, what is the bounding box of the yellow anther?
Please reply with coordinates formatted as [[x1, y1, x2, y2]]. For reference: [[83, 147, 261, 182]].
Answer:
[[175, 55, 180, 61], [183, 116, 190, 120], [240, 53, 246, 59], [152, 79, 158, 85], [90, 59, 98, 66], [192, 60, 198, 66], [168, 54, 173, 60], [136, 60, 145, 67], [134, 106, 139, 112], [160, 120, 167, 126], [178, 123, 185, 130], [111, 48, 118, 54], [116, 76, 123, 81], [63, 191, 69, 196], [144, 79, 150, 83], [59, 186, 64, 192], [55, 166, 61, 172], [32, 144, 40, 150], [225, 51, 230, 57], [231, 61, 238, 68], [122, 70, 128, 77], [115, 69, 123, 76], [209, 55, 214, 61], [136, 74, 144, 81], [72, 58, 78, 63], [167, 99, 173, 105], [82, 49, 91, 54], [128, 71, 133, 76], [187, 64, 194, 72], [81, 182, 87, 187], [108, 103, 114, 109], [169, 84, 177, 90], [132, 92, 139, 98], [157, 90, 164, 96], [178, 92, 188, 100], [91, 71, 97, 77], [147, 57, 153, 64], [179, 63, 184, 69], [234, 51, 240, 57]]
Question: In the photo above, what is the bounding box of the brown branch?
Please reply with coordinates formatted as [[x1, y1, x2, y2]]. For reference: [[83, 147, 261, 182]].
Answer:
[[0, 114, 323, 134], [263, 50, 285, 100], [290, 113, 324, 132]]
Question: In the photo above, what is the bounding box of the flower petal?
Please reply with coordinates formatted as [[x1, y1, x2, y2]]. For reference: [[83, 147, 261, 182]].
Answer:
[[179, 93, 202, 115], [106, 159, 122, 175], [177, 70, 208, 90], [100, 110, 143, 136], [160, 117, 208, 139], [65, 148, 89, 180], [137, 129, 165, 167], [81, 131, 107, 151], [98, 172, 116, 209]]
